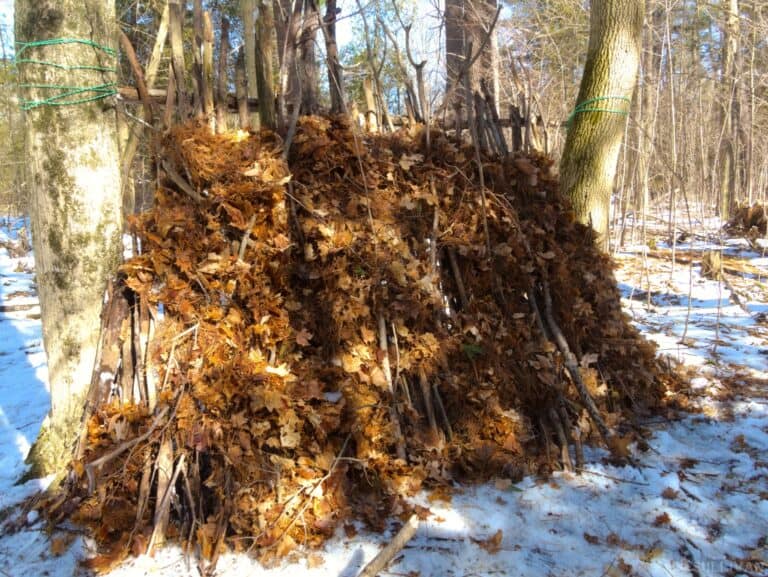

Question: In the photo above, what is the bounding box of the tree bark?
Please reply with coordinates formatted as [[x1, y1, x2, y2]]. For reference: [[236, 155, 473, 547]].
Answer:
[[236, 47, 250, 129], [445, 0, 464, 115], [241, 0, 258, 102], [168, 0, 189, 120], [216, 17, 230, 134], [276, 0, 303, 123], [323, 0, 346, 114], [15, 0, 123, 475], [201, 11, 215, 130], [299, 0, 321, 114], [256, 0, 277, 129], [719, 0, 740, 219], [558, 0, 644, 247]]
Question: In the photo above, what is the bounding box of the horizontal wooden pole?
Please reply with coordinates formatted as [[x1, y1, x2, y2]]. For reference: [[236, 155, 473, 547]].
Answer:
[[118, 86, 259, 112]]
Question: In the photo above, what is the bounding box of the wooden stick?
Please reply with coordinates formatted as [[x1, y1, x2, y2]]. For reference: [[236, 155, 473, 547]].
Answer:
[[379, 314, 407, 461], [148, 451, 186, 554], [541, 279, 611, 444], [357, 514, 419, 577], [549, 407, 572, 472], [432, 383, 453, 442], [161, 159, 203, 202], [538, 417, 553, 468], [238, 215, 258, 261], [118, 30, 155, 124], [418, 369, 439, 440], [120, 2, 167, 195], [399, 374, 413, 409], [559, 404, 583, 469], [85, 406, 169, 492], [447, 248, 469, 309], [429, 180, 439, 274], [163, 66, 176, 129]]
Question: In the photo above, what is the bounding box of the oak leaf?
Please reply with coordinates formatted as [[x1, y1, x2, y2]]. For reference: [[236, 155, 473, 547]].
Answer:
[[295, 328, 313, 346]]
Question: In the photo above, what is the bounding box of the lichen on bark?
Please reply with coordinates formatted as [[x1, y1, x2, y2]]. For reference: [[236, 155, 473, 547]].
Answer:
[[16, 0, 123, 476], [558, 0, 644, 248]]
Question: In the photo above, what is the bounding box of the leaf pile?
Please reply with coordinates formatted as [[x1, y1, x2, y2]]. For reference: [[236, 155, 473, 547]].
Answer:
[[724, 203, 767, 237], [59, 116, 669, 569]]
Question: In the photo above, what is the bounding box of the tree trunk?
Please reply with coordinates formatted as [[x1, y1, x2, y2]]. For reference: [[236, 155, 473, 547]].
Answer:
[[299, 0, 320, 114], [15, 0, 123, 475], [466, 0, 497, 96], [235, 47, 250, 129], [558, 0, 644, 247], [201, 10, 216, 130], [323, 0, 346, 114], [241, 0, 258, 102], [445, 0, 464, 115], [168, 0, 189, 120], [719, 0, 740, 219], [276, 0, 303, 123], [256, 0, 277, 129], [216, 17, 230, 134]]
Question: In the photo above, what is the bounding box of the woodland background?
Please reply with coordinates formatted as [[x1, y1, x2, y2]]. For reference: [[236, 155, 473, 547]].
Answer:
[[1, 0, 767, 240]]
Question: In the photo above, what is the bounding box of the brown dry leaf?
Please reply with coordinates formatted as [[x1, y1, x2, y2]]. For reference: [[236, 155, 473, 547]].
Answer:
[[428, 486, 453, 503], [494, 478, 513, 491], [399, 153, 423, 171], [661, 487, 679, 500], [653, 512, 671, 527], [608, 434, 634, 459], [472, 529, 503, 554], [360, 325, 376, 343], [341, 353, 362, 373], [295, 328, 313, 346], [641, 546, 663, 563], [50, 536, 72, 556], [266, 363, 292, 378], [307, 552, 325, 568], [583, 533, 600, 545], [275, 535, 298, 557], [279, 409, 302, 448], [513, 157, 537, 176]]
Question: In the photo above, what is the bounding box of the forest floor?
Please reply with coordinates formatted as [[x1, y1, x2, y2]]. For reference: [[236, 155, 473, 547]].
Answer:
[[0, 215, 767, 577]]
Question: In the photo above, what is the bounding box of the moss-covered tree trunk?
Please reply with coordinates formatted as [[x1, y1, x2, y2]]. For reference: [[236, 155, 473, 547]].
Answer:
[[559, 0, 644, 247], [15, 0, 123, 475]]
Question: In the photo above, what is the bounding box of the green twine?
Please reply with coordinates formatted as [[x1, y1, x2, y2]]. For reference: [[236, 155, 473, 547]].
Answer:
[[565, 96, 631, 127], [15, 38, 118, 110]]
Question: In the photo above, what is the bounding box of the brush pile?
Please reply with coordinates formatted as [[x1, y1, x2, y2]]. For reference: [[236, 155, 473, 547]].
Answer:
[[53, 116, 669, 570], [725, 203, 767, 237]]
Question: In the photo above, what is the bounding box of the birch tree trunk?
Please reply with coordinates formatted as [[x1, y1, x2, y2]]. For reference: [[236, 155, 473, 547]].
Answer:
[[558, 0, 644, 247], [15, 0, 123, 475]]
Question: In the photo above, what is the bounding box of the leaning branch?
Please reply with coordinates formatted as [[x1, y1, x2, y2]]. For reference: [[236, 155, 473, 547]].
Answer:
[[357, 514, 419, 577]]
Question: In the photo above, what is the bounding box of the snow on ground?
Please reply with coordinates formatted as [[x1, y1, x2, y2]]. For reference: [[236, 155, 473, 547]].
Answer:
[[0, 216, 767, 577]]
